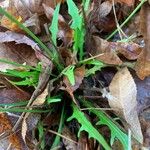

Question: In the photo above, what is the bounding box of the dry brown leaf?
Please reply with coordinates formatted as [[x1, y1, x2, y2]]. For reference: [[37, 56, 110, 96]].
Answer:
[[0, 113, 22, 150], [33, 87, 48, 106], [98, 1, 112, 18], [93, 36, 142, 64], [21, 113, 40, 145], [1, 1, 24, 32], [0, 31, 40, 51], [60, 47, 77, 66], [62, 66, 85, 103], [0, 0, 42, 33], [0, 31, 39, 71], [135, 3, 150, 80], [22, 116, 28, 143], [109, 67, 143, 143], [0, 87, 30, 150], [115, 0, 134, 6]]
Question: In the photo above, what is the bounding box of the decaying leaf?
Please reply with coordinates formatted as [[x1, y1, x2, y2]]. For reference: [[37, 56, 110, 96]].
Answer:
[[0, 31, 39, 71], [98, 1, 112, 18], [109, 67, 143, 143], [0, 113, 22, 150], [115, 0, 135, 6], [22, 113, 40, 145], [62, 66, 85, 103], [93, 36, 142, 65], [0, 87, 30, 150], [33, 87, 48, 106], [135, 3, 150, 80]]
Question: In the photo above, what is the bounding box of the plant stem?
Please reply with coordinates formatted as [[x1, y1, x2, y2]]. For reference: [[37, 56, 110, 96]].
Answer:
[[106, 0, 147, 40], [0, 7, 64, 71]]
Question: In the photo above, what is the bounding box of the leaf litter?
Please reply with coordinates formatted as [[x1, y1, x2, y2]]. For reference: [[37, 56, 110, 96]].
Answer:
[[0, 0, 149, 149]]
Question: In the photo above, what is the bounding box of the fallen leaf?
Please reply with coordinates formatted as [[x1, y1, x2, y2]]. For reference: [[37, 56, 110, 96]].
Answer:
[[62, 66, 85, 103], [135, 3, 150, 80], [0, 31, 39, 71], [0, 0, 24, 32], [22, 113, 40, 145], [33, 87, 48, 106], [115, 0, 135, 6], [0, 87, 30, 104], [0, 87, 30, 150], [0, 113, 22, 150], [92, 36, 142, 65], [109, 67, 143, 143], [98, 1, 112, 18], [0, 0, 43, 33]]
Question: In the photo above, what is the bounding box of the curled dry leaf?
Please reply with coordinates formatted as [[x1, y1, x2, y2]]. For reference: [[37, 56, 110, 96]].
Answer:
[[0, 0, 42, 33], [109, 67, 143, 143], [93, 36, 142, 65], [33, 87, 48, 106], [0, 31, 39, 71], [22, 113, 40, 145], [62, 66, 85, 103], [135, 3, 150, 80]]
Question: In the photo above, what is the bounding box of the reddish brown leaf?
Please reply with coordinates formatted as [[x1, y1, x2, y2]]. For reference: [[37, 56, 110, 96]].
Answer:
[[0, 31, 40, 71], [62, 66, 85, 103], [93, 36, 142, 65], [115, 0, 135, 6], [0, 113, 22, 150], [135, 3, 150, 80]]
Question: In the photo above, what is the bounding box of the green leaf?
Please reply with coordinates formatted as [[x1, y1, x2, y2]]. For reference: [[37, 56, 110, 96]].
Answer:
[[38, 122, 45, 150], [0, 101, 28, 107], [51, 105, 65, 149], [85, 65, 102, 77], [82, 101, 128, 150], [67, 0, 82, 29], [86, 59, 104, 66], [6, 69, 32, 78], [63, 65, 75, 86], [73, 28, 85, 60], [85, 59, 104, 77], [47, 96, 61, 104], [49, 3, 61, 45], [83, 0, 91, 11], [67, 103, 111, 150]]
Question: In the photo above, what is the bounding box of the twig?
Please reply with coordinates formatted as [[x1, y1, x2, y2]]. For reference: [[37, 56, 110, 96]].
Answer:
[[106, 0, 147, 40]]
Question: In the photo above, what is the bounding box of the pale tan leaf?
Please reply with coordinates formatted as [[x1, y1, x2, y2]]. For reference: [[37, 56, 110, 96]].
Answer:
[[22, 117, 28, 143], [109, 67, 143, 143], [98, 1, 112, 18], [135, 3, 150, 80], [33, 87, 48, 106]]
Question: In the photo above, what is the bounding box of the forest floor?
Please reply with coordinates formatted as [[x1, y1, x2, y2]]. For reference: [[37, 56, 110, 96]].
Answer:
[[0, 0, 149, 149]]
